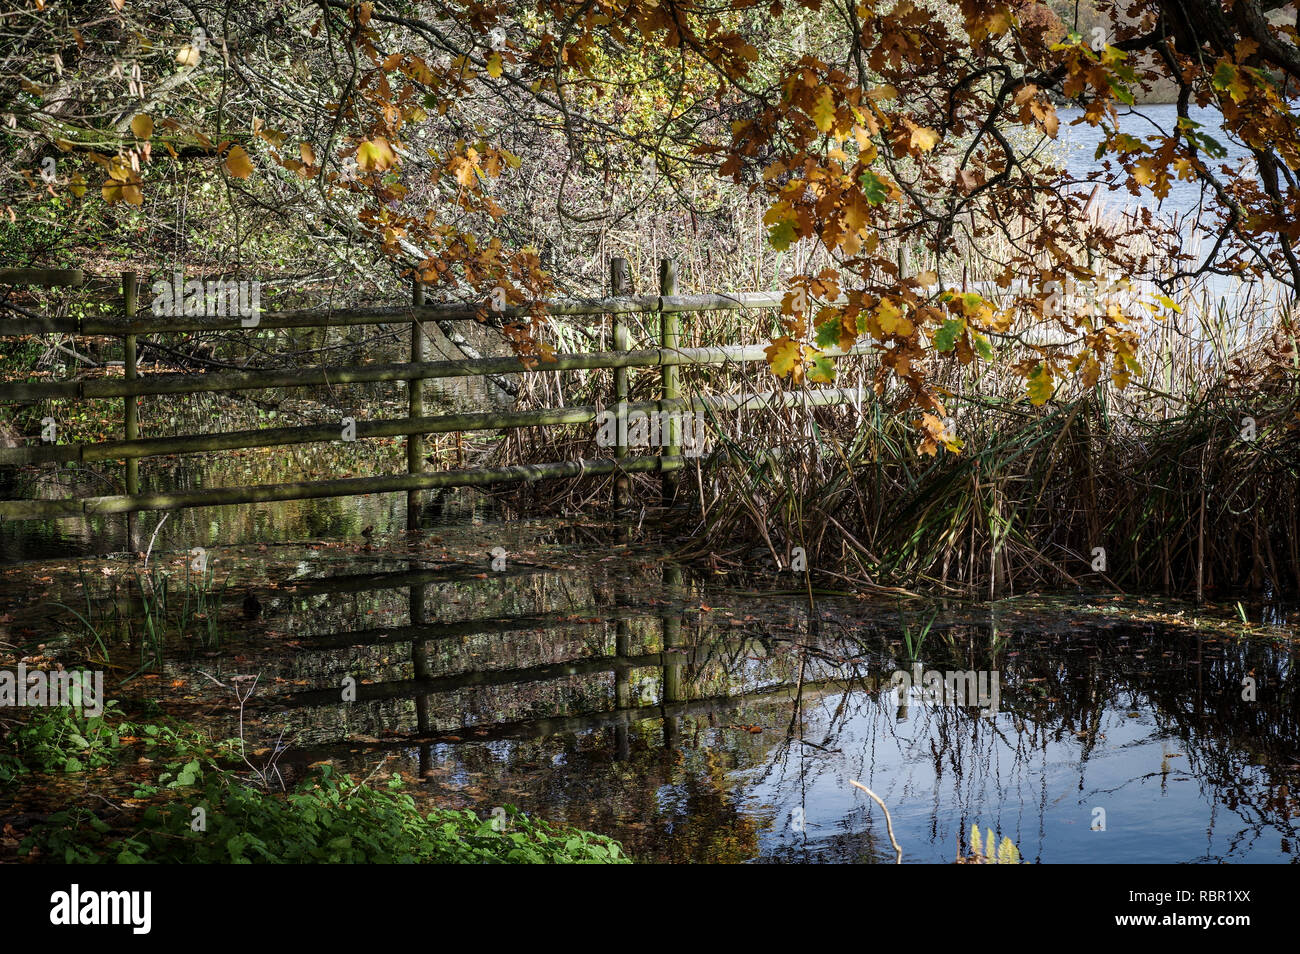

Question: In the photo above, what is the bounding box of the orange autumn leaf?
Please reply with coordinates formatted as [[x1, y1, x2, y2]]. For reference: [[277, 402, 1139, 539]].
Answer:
[[224, 145, 254, 178]]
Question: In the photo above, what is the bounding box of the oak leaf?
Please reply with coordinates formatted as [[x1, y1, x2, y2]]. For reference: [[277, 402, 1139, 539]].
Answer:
[[224, 145, 254, 178], [357, 138, 397, 172]]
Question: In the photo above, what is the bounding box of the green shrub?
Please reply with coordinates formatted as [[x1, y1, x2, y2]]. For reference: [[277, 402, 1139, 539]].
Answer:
[[7, 706, 630, 864]]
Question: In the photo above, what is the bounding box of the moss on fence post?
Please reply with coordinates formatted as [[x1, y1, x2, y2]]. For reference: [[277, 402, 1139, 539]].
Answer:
[[122, 271, 139, 552], [408, 277, 425, 532], [611, 256, 632, 509], [658, 258, 680, 503]]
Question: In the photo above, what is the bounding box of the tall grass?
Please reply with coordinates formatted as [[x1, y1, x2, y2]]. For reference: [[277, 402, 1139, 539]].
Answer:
[[675, 290, 1299, 598], [58, 559, 229, 673], [487, 241, 1299, 599]]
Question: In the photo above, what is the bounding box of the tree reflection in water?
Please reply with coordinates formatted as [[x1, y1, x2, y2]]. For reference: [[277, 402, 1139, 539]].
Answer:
[[34, 536, 1299, 863]]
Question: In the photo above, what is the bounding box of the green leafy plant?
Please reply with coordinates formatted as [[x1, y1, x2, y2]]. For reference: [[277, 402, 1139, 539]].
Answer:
[[29, 765, 629, 864], [0, 700, 126, 780], [7, 706, 630, 864], [901, 609, 939, 662]]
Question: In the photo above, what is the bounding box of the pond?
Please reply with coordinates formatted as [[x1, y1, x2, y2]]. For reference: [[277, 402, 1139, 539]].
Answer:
[[3, 495, 1296, 864], [1051, 102, 1286, 347], [1056, 102, 1257, 225]]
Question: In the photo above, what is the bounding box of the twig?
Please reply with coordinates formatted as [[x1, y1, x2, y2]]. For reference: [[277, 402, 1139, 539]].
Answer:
[[91, 792, 126, 812], [850, 779, 903, 864], [348, 756, 392, 798], [142, 513, 170, 568]]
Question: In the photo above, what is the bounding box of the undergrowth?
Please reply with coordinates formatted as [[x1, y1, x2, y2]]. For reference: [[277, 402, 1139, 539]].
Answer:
[[2, 704, 630, 864]]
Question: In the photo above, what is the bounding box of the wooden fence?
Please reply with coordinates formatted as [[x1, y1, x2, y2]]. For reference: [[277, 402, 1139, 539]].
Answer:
[[0, 258, 868, 526]]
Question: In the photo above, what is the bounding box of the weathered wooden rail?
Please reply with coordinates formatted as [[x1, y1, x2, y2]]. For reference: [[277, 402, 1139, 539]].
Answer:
[[0, 258, 869, 525]]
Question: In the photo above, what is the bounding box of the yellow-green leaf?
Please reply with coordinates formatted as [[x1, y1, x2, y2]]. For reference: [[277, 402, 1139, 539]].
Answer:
[[808, 356, 835, 384], [768, 218, 797, 251], [356, 138, 397, 172], [811, 87, 835, 134], [1027, 362, 1053, 405], [765, 336, 803, 380]]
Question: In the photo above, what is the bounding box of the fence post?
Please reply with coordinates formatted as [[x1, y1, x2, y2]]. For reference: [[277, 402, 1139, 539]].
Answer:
[[661, 562, 684, 749], [614, 571, 632, 760], [611, 257, 631, 509], [408, 278, 425, 532], [122, 271, 139, 550], [658, 258, 679, 502]]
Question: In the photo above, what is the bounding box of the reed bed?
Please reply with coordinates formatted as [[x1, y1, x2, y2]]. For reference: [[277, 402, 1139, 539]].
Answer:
[[489, 256, 1300, 599]]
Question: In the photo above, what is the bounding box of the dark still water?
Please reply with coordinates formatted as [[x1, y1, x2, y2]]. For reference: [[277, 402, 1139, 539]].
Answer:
[[5, 514, 1295, 864]]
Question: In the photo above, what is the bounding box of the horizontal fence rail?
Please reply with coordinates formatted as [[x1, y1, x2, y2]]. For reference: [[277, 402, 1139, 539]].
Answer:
[[0, 455, 684, 520], [0, 292, 790, 337], [0, 342, 871, 403], [0, 388, 866, 465], [0, 258, 871, 523]]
